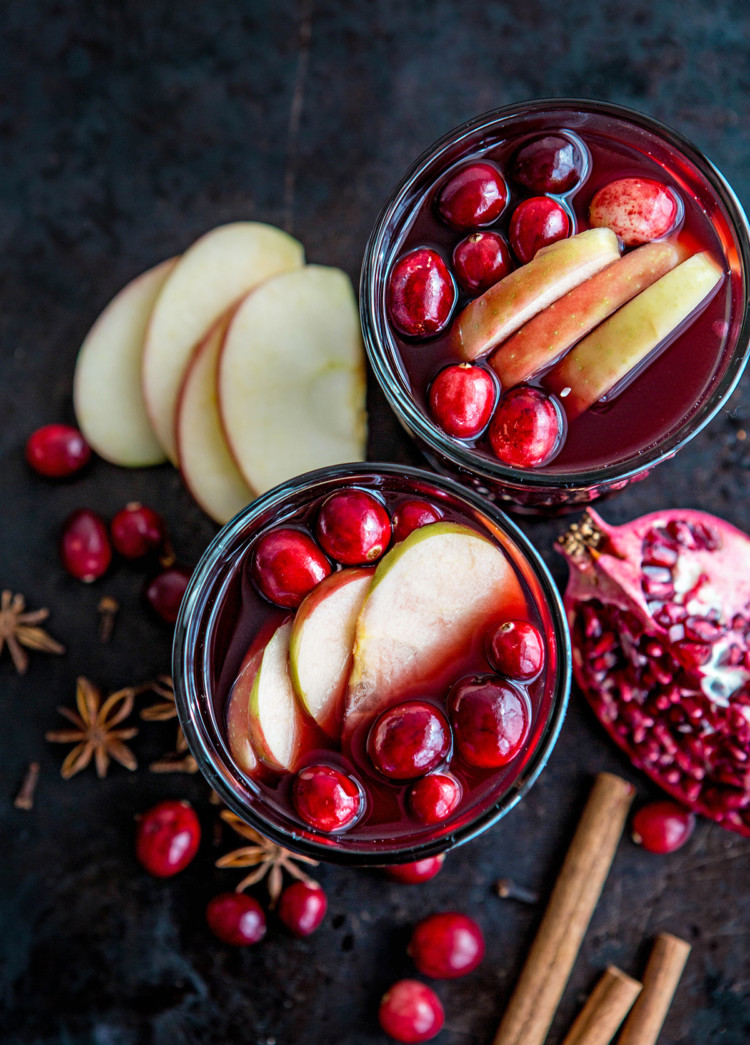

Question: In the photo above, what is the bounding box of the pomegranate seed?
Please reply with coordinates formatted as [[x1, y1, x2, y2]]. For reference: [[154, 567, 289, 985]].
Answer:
[[429, 363, 497, 439], [110, 502, 165, 559], [436, 161, 508, 230], [292, 764, 362, 832], [631, 801, 696, 853], [206, 892, 266, 945], [59, 508, 112, 582], [509, 196, 571, 263], [277, 880, 327, 936], [452, 231, 513, 293], [388, 247, 456, 339], [26, 423, 91, 478], [135, 800, 201, 877], [408, 911, 485, 979], [391, 500, 443, 543], [487, 619, 545, 680], [367, 701, 451, 781], [315, 490, 391, 565], [378, 979, 444, 1043], [409, 774, 462, 825], [448, 676, 530, 769], [252, 528, 331, 608], [511, 134, 584, 194], [488, 387, 563, 468], [143, 565, 191, 623], [385, 855, 445, 884]]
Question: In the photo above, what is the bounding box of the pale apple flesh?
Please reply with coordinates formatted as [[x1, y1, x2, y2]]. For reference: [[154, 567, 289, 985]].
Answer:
[[248, 619, 305, 771], [226, 640, 264, 779]]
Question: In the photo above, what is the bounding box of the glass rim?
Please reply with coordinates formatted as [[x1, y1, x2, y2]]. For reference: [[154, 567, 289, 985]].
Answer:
[[172, 461, 572, 865]]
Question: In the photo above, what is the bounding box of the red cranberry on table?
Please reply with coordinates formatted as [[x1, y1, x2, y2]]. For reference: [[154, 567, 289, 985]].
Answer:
[[409, 773, 462, 825], [26, 423, 91, 478], [252, 528, 331, 608], [316, 490, 391, 565], [631, 801, 696, 854], [135, 799, 201, 877], [509, 196, 571, 263], [59, 508, 112, 582], [511, 134, 584, 194], [429, 364, 497, 440], [391, 500, 443, 543], [452, 231, 513, 293], [388, 247, 456, 339], [292, 763, 362, 832], [488, 387, 563, 468], [206, 892, 267, 945], [378, 979, 445, 1044], [367, 701, 451, 781], [385, 855, 445, 883], [448, 676, 531, 769], [437, 161, 508, 230], [110, 502, 166, 559], [487, 619, 545, 681], [277, 880, 328, 936], [144, 565, 191, 623], [408, 911, 485, 979]]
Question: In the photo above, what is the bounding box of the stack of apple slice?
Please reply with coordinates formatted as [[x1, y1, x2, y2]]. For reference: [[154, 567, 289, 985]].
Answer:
[[73, 222, 367, 524]]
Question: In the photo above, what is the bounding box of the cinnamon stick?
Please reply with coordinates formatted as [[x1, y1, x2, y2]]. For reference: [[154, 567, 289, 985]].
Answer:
[[616, 933, 691, 1045], [561, 966, 642, 1045], [492, 772, 635, 1045]]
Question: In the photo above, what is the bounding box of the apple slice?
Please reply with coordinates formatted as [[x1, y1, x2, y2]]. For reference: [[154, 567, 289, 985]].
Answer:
[[176, 310, 255, 525], [345, 522, 526, 727], [142, 222, 304, 462], [218, 265, 367, 495], [490, 241, 682, 388], [226, 639, 264, 779], [546, 251, 724, 419], [453, 228, 621, 362], [248, 619, 305, 771], [289, 568, 373, 736], [73, 257, 176, 466]]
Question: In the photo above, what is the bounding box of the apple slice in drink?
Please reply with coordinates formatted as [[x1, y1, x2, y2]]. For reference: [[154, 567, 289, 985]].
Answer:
[[453, 228, 621, 362], [546, 251, 724, 419], [344, 522, 526, 728], [289, 568, 373, 737], [246, 619, 305, 772], [490, 241, 682, 388], [73, 257, 176, 466], [226, 638, 265, 779]]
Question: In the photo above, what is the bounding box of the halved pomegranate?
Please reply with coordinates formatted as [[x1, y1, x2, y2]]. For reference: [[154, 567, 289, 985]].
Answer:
[[558, 508, 750, 836]]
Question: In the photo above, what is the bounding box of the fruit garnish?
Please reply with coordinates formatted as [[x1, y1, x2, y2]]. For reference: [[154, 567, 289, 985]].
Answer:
[[557, 507, 750, 835], [454, 228, 621, 362], [408, 773, 462, 824], [488, 386, 564, 468], [110, 502, 166, 559], [487, 619, 545, 681], [292, 763, 363, 832], [490, 241, 682, 388], [252, 527, 331, 608], [25, 423, 91, 478], [226, 635, 267, 778], [589, 177, 679, 246], [546, 251, 724, 418], [391, 500, 444, 543], [59, 508, 112, 582], [0, 590, 65, 675], [447, 676, 531, 768], [429, 363, 497, 439], [452, 230, 513, 293], [247, 620, 305, 771], [367, 700, 451, 780], [205, 892, 267, 945], [378, 980, 445, 1044], [436, 160, 508, 229], [511, 134, 584, 194], [509, 196, 571, 264], [631, 801, 696, 853], [407, 911, 485, 979], [387, 247, 456, 338], [135, 799, 201, 878], [315, 490, 391, 565], [143, 565, 191, 623], [46, 677, 139, 779], [277, 880, 328, 936], [385, 855, 445, 883]]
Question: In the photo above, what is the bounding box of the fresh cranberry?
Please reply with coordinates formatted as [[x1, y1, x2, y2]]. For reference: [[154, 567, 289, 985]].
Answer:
[[143, 565, 191, 623], [316, 490, 391, 565], [277, 880, 328, 936], [385, 855, 445, 883], [25, 423, 91, 478], [488, 387, 563, 468], [378, 979, 444, 1044], [452, 231, 513, 293], [632, 801, 696, 854], [437, 161, 508, 230], [252, 528, 331, 608], [448, 676, 531, 769], [292, 764, 362, 833], [429, 364, 497, 439], [509, 196, 571, 263], [135, 799, 201, 877], [110, 502, 166, 559], [511, 134, 584, 194], [59, 508, 112, 582], [589, 177, 678, 246], [367, 701, 451, 781], [487, 619, 545, 680], [408, 911, 485, 979], [391, 500, 443, 543], [409, 774, 462, 825], [388, 247, 456, 339], [206, 892, 266, 945]]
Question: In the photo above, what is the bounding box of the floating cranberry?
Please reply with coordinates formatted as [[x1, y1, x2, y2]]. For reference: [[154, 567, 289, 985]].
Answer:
[[488, 387, 563, 468], [252, 528, 331, 608], [278, 880, 328, 936], [429, 364, 497, 439], [144, 565, 191, 623], [391, 500, 443, 543], [368, 701, 451, 781], [511, 134, 584, 194], [448, 676, 531, 769], [437, 161, 508, 230], [589, 177, 678, 246], [135, 799, 201, 877], [316, 490, 391, 565], [632, 801, 696, 854], [388, 248, 456, 339], [59, 508, 112, 582], [25, 423, 91, 478], [509, 196, 571, 263], [408, 911, 485, 979], [385, 855, 445, 883], [487, 619, 545, 681], [110, 502, 165, 559], [292, 764, 362, 833], [452, 231, 513, 294], [378, 979, 445, 1044], [206, 892, 267, 946], [409, 774, 462, 825]]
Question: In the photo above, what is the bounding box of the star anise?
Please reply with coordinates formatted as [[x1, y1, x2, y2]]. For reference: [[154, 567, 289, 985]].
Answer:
[[216, 809, 318, 903], [46, 677, 139, 779], [0, 590, 65, 675], [140, 675, 197, 774]]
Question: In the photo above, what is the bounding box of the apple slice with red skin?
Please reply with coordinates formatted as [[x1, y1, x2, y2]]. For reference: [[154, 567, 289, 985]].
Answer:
[[289, 568, 373, 737], [226, 642, 265, 779], [546, 251, 724, 419], [246, 619, 306, 771], [490, 241, 682, 388], [453, 228, 621, 362]]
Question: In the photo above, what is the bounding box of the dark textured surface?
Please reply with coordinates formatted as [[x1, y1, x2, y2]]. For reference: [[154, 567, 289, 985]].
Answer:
[[2, 1, 750, 1043]]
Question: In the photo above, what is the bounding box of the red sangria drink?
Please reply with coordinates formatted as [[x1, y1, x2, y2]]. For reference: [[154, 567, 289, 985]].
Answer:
[[361, 100, 750, 511], [173, 464, 570, 864]]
